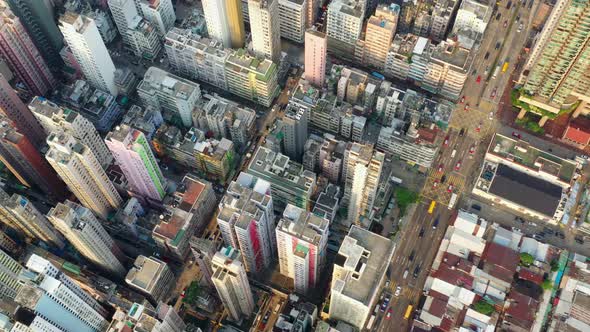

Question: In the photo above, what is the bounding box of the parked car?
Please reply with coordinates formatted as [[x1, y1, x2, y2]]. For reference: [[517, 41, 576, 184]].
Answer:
[[419, 228, 425, 237], [512, 131, 522, 139], [395, 286, 402, 297]]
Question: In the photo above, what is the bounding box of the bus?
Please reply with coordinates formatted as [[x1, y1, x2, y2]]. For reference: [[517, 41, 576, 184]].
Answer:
[[428, 200, 436, 214], [492, 65, 501, 79], [448, 193, 458, 210], [502, 62, 510, 72], [366, 315, 376, 330], [404, 305, 413, 320]]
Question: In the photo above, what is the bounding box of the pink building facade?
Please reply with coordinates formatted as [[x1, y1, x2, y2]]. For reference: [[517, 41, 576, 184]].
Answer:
[[304, 29, 327, 88]]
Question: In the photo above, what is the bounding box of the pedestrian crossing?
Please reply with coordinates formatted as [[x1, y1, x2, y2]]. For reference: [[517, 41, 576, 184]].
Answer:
[[422, 171, 466, 205], [386, 279, 422, 300]]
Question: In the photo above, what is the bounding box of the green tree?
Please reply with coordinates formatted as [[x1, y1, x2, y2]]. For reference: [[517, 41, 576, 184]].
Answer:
[[474, 300, 495, 315], [395, 187, 420, 217], [550, 259, 559, 272], [541, 279, 553, 290], [182, 281, 201, 306], [520, 253, 534, 267]]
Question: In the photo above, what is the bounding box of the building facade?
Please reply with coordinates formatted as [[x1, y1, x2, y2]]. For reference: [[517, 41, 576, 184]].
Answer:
[[278, 0, 307, 43], [304, 29, 327, 87], [248, 0, 281, 62], [225, 49, 280, 107], [201, 0, 245, 48]]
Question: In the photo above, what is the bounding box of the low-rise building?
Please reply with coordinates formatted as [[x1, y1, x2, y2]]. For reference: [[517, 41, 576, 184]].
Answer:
[[194, 137, 235, 182], [376, 122, 439, 168], [473, 133, 577, 224], [57, 79, 121, 132], [120, 104, 163, 140], [312, 183, 341, 224], [107, 303, 185, 332]]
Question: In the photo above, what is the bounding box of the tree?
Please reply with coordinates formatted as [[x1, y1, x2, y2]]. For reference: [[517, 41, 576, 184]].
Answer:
[[182, 281, 201, 306], [372, 223, 384, 235], [395, 187, 420, 217], [541, 279, 553, 290], [474, 300, 495, 315], [520, 253, 534, 267], [550, 259, 559, 272]]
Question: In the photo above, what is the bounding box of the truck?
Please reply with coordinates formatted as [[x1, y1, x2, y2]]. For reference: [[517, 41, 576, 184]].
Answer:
[[448, 193, 458, 210], [492, 65, 501, 79], [390, 176, 403, 184], [366, 315, 376, 330]]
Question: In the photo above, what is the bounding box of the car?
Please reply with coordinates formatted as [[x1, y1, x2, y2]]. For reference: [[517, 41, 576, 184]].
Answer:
[[447, 184, 454, 193], [263, 312, 270, 324], [438, 164, 444, 172], [503, 20, 508, 28], [495, 42, 501, 49], [180, 287, 186, 298], [533, 234, 544, 241], [386, 308, 393, 319], [443, 136, 450, 146], [507, 0, 512, 9], [409, 250, 415, 261], [491, 88, 497, 99], [476, 123, 482, 132], [512, 131, 522, 139], [413, 265, 421, 278], [555, 231, 565, 239], [575, 236, 584, 244], [484, 52, 490, 60], [460, 96, 465, 103], [489, 111, 494, 120], [433, 217, 440, 229], [395, 286, 402, 297], [380, 298, 388, 312], [464, 103, 470, 111], [459, 128, 465, 136], [515, 216, 525, 224], [432, 180, 439, 188], [403, 269, 409, 279], [419, 228, 425, 237], [496, 13, 501, 20], [469, 145, 476, 154], [385, 280, 390, 288], [518, 23, 524, 32], [441, 174, 447, 183], [471, 204, 482, 211], [455, 161, 462, 170], [476, 75, 482, 83], [512, 227, 522, 233]]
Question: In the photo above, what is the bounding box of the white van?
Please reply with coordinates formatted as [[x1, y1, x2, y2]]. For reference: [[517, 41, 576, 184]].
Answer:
[[403, 269, 409, 279], [451, 149, 457, 158]]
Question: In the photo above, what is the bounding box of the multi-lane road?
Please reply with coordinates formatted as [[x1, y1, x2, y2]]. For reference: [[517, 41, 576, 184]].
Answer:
[[375, 1, 539, 331]]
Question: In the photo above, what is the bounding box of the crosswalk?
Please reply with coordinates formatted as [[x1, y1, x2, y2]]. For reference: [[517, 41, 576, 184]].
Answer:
[[386, 280, 422, 300], [422, 170, 466, 205]]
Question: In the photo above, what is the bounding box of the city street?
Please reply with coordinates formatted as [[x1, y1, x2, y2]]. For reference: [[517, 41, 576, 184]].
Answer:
[[375, 2, 545, 330]]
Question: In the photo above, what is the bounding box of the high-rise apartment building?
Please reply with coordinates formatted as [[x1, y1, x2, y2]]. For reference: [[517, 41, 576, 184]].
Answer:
[[342, 143, 384, 227], [278, 0, 307, 43], [5, 0, 64, 71], [47, 200, 126, 276], [225, 49, 280, 107], [25, 254, 110, 318], [0, 248, 23, 299], [46, 133, 122, 219], [29, 96, 113, 169], [0, 190, 64, 248], [0, 74, 46, 148], [326, 0, 363, 47], [304, 29, 327, 87], [329, 226, 395, 330], [59, 12, 118, 95], [108, 303, 186, 332], [211, 246, 255, 321], [109, 0, 161, 60], [0, 4, 56, 96], [16, 261, 110, 332], [246, 146, 316, 210], [0, 121, 67, 199], [106, 125, 166, 201], [276, 204, 329, 294], [165, 28, 231, 88], [282, 102, 308, 161], [248, 0, 281, 62], [363, 4, 399, 69], [137, 66, 202, 127], [136, 0, 176, 37], [201, 0, 245, 48], [125, 255, 175, 304], [189, 237, 217, 286], [217, 172, 275, 274], [521, 0, 590, 113]]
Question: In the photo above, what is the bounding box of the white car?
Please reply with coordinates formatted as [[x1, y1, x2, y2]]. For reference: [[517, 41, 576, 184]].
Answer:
[[394, 286, 402, 297], [512, 227, 522, 233], [489, 111, 494, 120]]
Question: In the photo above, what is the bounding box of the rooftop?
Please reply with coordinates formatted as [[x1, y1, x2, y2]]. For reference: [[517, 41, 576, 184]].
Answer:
[[278, 204, 329, 245], [481, 241, 520, 283], [430, 40, 473, 71], [152, 208, 192, 247], [333, 226, 395, 305], [125, 256, 167, 292], [226, 49, 276, 82], [489, 163, 563, 217], [175, 175, 207, 213], [488, 133, 576, 183], [139, 67, 199, 101], [247, 147, 316, 191]]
